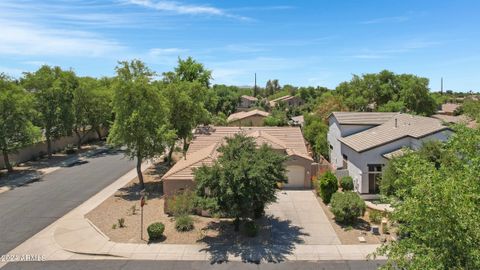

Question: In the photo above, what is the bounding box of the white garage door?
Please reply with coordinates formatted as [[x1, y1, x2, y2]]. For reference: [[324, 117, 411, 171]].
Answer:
[[285, 165, 305, 188]]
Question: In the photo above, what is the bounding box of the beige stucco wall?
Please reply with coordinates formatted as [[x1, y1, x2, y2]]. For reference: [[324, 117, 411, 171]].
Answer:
[[162, 155, 314, 197], [228, 115, 266, 127]]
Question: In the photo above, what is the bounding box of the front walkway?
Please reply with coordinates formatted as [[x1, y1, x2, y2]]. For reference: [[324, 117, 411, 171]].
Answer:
[[1, 164, 383, 267]]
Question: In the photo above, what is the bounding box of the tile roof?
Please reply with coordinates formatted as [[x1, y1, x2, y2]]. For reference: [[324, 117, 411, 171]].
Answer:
[[339, 114, 450, 153], [330, 112, 399, 125], [241, 95, 258, 101], [227, 109, 270, 122], [163, 126, 312, 181], [439, 103, 460, 114], [382, 148, 408, 160]]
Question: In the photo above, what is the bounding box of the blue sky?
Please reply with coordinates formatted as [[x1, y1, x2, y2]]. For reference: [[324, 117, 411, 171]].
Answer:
[[1, 0, 479, 91]]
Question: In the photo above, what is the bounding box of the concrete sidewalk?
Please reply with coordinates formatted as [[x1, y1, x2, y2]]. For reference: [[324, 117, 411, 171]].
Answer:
[[1, 160, 383, 268]]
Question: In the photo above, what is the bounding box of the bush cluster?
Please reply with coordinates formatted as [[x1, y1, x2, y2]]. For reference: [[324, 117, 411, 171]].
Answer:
[[317, 171, 338, 204], [175, 215, 194, 232], [147, 222, 165, 240], [167, 190, 196, 217], [340, 176, 354, 191], [331, 191, 366, 225]]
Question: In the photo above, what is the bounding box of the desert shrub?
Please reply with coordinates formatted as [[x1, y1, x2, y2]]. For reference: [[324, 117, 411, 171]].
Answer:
[[341, 176, 354, 191], [175, 215, 194, 232], [167, 190, 196, 217], [117, 218, 125, 228], [147, 222, 165, 240], [244, 221, 259, 237], [369, 210, 382, 224], [317, 171, 338, 204], [331, 191, 366, 225]]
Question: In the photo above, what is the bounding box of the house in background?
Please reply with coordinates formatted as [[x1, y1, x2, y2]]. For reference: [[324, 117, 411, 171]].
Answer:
[[162, 126, 315, 196], [437, 103, 461, 115], [227, 109, 270, 126], [327, 112, 452, 196], [432, 113, 477, 129], [237, 95, 258, 111], [269, 95, 304, 108]]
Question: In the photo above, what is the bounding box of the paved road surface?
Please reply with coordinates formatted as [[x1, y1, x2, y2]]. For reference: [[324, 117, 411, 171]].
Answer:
[[0, 150, 136, 256], [1, 260, 385, 270]]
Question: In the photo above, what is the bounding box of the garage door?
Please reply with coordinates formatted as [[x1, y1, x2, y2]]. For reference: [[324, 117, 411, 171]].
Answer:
[[285, 165, 305, 188]]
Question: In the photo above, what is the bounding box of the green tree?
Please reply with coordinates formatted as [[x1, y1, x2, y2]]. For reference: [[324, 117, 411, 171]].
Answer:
[[335, 70, 437, 115], [163, 81, 209, 162], [195, 134, 286, 231], [462, 98, 480, 121], [108, 60, 174, 189], [374, 126, 480, 269], [303, 115, 329, 160], [72, 77, 94, 149], [330, 191, 366, 225], [265, 79, 281, 97], [88, 78, 113, 140], [0, 74, 41, 171], [317, 171, 338, 204], [163, 57, 212, 88], [22, 65, 76, 158]]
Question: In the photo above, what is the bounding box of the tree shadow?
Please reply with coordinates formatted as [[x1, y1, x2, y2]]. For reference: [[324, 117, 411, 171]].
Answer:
[[337, 218, 372, 232], [198, 214, 308, 264], [113, 161, 170, 201]]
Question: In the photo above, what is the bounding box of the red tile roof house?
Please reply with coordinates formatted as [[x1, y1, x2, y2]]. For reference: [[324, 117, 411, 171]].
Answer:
[[162, 126, 315, 199], [327, 112, 453, 198], [237, 95, 258, 111], [227, 109, 270, 126], [269, 95, 304, 108]]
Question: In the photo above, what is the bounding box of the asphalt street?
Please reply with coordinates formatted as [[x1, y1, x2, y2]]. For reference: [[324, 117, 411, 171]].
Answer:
[[0, 150, 136, 256], [1, 260, 385, 270]]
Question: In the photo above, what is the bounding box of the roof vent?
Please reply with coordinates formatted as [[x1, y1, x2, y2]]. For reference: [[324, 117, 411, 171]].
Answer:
[[395, 118, 398, 128]]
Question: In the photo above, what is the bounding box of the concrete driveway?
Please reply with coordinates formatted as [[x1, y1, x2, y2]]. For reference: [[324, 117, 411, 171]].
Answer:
[[266, 190, 341, 245]]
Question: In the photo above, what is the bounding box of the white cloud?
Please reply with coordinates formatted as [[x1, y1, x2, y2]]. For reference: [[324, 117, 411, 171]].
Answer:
[[0, 20, 124, 57], [360, 16, 409, 25], [124, 0, 250, 20], [149, 47, 188, 56]]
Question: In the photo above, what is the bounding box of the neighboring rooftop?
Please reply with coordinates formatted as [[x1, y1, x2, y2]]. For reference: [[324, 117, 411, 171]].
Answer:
[[339, 114, 450, 152], [438, 103, 461, 114], [432, 114, 477, 128], [163, 126, 312, 181], [227, 109, 269, 122], [382, 148, 408, 160], [269, 95, 301, 106], [330, 112, 399, 125], [241, 95, 258, 101]]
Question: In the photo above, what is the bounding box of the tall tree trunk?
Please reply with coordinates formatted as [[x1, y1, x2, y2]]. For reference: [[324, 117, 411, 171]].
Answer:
[[183, 137, 188, 160], [95, 127, 102, 140], [167, 142, 175, 165], [234, 217, 240, 232], [46, 136, 52, 159], [75, 131, 82, 150], [136, 156, 144, 190], [2, 149, 13, 173]]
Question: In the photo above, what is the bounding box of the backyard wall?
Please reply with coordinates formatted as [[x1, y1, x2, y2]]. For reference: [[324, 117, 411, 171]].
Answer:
[[0, 130, 106, 169]]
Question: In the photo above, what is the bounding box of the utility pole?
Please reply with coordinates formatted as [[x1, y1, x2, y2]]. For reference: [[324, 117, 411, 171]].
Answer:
[[253, 73, 257, 97], [441, 77, 444, 95]]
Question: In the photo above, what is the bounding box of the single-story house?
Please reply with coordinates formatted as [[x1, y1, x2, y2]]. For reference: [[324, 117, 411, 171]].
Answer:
[[238, 95, 258, 110], [162, 126, 315, 196], [327, 112, 452, 195], [269, 95, 304, 108], [227, 109, 270, 126]]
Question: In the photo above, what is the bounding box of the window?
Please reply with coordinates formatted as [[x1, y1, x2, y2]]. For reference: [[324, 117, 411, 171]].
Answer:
[[342, 154, 348, 169], [367, 164, 383, 194]]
